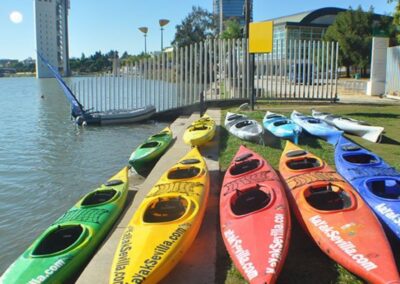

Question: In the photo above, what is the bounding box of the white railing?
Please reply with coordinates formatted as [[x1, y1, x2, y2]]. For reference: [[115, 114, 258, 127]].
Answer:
[[70, 39, 339, 113]]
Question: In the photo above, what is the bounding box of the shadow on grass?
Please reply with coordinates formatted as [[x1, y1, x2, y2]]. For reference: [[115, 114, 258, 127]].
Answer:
[[277, 210, 339, 284], [380, 135, 400, 146], [346, 112, 400, 119], [262, 131, 283, 149], [298, 133, 324, 150]]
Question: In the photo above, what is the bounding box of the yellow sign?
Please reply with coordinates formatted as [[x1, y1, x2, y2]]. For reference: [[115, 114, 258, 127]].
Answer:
[[249, 21, 274, 54]]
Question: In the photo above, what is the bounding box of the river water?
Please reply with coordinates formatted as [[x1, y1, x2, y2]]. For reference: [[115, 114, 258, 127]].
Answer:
[[0, 77, 167, 272]]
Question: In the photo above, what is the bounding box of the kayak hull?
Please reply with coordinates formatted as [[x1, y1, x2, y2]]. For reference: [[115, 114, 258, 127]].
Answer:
[[183, 114, 216, 146], [335, 136, 400, 239], [291, 110, 343, 145], [312, 110, 384, 143], [1, 168, 129, 284], [225, 112, 263, 142], [129, 127, 173, 175], [263, 111, 302, 143], [220, 145, 291, 284], [110, 147, 210, 283], [279, 141, 400, 284]]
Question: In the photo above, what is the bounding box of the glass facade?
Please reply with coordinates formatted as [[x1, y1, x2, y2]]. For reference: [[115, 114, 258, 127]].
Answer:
[[272, 25, 328, 59], [214, 0, 253, 26]]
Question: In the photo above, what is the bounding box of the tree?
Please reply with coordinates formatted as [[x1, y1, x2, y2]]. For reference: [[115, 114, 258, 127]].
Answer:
[[388, 0, 400, 43], [323, 6, 374, 77], [172, 6, 216, 47], [220, 19, 243, 39]]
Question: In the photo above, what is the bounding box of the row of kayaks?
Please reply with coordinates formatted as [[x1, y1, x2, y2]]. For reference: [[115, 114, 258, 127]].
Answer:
[[222, 138, 400, 284], [2, 111, 399, 284], [0, 114, 217, 284], [225, 109, 384, 144]]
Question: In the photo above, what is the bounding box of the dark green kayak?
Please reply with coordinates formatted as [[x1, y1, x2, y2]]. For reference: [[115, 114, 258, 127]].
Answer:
[[128, 127, 173, 176], [0, 167, 129, 284]]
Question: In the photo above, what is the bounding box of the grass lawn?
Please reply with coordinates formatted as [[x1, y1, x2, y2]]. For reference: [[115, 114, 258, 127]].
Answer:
[[218, 102, 400, 284]]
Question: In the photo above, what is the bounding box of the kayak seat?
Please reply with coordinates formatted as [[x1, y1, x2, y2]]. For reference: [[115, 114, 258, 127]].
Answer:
[[286, 150, 307, 158], [230, 159, 260, 176], [307, 119, 321, 124], [274, 120, 291, 127], [231, 187, 270, 215], [306, 187, 352, 211], [151, 133, 168, 138], [105, 179, 123, 186], [144, 197, 187, 222], [168, 167, 201, 179], [235, 120, 253, 128], [181, 159, 201, 165], [191, 125, 208, 131], [343, 154, 379, 164], [140, 141, 159, 148], [33, 225, 83, 255], [287, 158, 321, 170], [81, 189, 117, 206], [235, 152, 253, 162], [341, 145, 361, 152], [369, 179, 400, 199]]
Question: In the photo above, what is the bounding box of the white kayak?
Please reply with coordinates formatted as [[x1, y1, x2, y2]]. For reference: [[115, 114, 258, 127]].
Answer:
[[224, 112, 247, 129], [312, 109, 384, 143], [225, 112, 263, 141]]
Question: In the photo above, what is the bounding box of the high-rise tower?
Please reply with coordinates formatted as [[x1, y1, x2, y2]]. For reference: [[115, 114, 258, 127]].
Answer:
[[213, 0, 253, 32], [34, 0, 70, 78]]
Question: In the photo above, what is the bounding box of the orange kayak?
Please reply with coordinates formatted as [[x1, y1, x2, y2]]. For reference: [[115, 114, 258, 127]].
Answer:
[[279, 141, 400, 284]]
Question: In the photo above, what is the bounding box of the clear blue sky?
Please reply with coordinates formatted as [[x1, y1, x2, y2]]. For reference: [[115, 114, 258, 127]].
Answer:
[[0, 0, 396, 60]]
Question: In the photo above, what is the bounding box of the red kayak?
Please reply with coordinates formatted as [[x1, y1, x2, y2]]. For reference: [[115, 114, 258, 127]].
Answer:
[[220, 145, 291, 284], [279, 141, 400, 284]]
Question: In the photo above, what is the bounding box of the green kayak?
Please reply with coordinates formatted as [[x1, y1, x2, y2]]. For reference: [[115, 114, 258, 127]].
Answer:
[[1, 167, 129, 284], [128, 127, 173, 176]]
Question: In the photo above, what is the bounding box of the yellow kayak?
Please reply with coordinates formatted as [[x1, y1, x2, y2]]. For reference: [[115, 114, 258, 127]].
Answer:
[[183, 114, 216, 146], [109, 147, 210, 284]]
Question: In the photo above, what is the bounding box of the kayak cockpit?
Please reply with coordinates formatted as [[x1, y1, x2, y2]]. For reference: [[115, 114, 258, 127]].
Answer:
[[81, 189, 117, 206], [286, 158, 321, 170], [266, 114, 283, 120], [144, 197, 189, 223], [367, 179, 400, 199], [231, 186, 271, 216], [343, 153, 379, 164], [305, 185, 352, 211], [32, 225, 84, 256], [307, 119, 321, 124], [191, 125, 208, 131], [140, 141, 160, 148], [235, 121, 253, 128], [151, 132, 169, 138], [274, 120, 291, 127], [168, 167, 201, 179], [230, 159, 261, 175]]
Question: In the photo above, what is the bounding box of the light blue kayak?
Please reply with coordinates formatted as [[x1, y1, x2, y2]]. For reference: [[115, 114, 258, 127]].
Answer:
[[291, 110, 343, 145], [262, 111, 302, 144]]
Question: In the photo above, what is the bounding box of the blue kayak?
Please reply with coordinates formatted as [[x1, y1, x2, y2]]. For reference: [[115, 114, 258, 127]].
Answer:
[[262, 111, 302, 144], [291, 110, 343, 145], [335, 136, 400, 239]]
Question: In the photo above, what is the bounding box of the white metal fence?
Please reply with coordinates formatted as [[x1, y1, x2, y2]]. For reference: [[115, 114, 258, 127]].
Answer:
[[386, 46, 400, 95], [70, 39, 339, 113]]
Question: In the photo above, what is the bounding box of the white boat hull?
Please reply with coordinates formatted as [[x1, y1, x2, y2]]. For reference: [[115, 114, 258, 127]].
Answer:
[[312, 110, 384, 143]]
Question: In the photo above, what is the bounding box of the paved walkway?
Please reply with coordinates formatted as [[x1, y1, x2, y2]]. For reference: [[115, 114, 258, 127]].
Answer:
[[77, 109, 221, 284]]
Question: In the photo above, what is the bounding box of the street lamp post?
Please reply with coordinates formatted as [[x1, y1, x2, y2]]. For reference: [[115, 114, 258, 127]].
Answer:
[[159, 19, 170, 51], [138, 26, 148, 54]]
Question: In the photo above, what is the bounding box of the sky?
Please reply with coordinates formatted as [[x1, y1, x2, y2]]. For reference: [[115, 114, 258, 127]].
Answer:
[[0, 0, 397, 60]]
